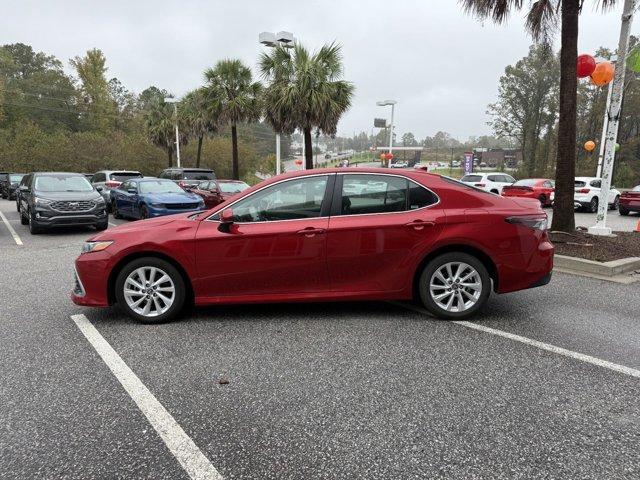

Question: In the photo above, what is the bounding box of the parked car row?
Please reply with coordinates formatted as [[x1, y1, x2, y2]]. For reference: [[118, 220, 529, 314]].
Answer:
[[8, 166, 250, 234]]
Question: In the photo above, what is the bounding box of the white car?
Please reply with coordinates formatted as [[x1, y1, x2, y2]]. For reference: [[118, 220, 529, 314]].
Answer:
[[574, 177, 621, 212], [390, 161, 408, 168], [460, 172, 516, 194]]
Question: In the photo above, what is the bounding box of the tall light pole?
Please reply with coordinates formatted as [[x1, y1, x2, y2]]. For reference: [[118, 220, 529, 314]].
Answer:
[[588, 0, 636, 236], [377, 100, 397, 167], [164, 97, 181, 167], [259, 31, 295, 175]]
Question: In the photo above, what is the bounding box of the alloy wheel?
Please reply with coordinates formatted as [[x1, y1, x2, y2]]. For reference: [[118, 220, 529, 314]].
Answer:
[[429, 262, 482, 313], [123, 266, 175, 317]]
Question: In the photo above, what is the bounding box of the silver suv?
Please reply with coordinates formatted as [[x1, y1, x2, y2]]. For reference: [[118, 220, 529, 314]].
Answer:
[[91, 170, 143, 206]]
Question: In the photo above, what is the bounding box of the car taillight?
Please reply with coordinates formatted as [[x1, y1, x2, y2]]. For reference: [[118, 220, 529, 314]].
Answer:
[[505, 215, 548, 231], [105, 181, 121, 188], [575, 188, 590, 194], [475, 183, 486, 187]]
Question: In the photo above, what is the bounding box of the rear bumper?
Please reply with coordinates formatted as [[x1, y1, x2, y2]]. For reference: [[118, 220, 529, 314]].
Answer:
[[620, 199, 640, 211], [496, 238, 554, 294]]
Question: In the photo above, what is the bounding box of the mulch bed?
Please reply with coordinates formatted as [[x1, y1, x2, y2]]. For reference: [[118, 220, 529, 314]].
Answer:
[[550, 230, 640, 262]]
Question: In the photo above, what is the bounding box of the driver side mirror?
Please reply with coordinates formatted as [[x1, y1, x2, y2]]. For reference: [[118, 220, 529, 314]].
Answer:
[[220, 208, 234, 224], [95, 186, 104, 192], [127, 188, 137, 194], [19, 185, 30, 193]]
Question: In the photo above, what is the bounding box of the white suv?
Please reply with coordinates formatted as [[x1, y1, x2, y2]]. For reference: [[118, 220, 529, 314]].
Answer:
[[574, 177, 621, 212], [460, 172, 515, 194]]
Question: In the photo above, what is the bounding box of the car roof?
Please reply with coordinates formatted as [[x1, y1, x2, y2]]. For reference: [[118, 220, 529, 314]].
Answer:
[[33, 172, 84, 176]]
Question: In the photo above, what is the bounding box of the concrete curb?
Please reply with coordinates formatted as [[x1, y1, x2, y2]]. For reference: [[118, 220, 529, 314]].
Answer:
[[554, 255, 640, 283]]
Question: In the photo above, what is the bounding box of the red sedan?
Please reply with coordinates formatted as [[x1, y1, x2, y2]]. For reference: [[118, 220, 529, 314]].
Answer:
[[192, 179, 250, 208], [501, 179, 555, 207], [619, 185, 640, 215], [72, 168, 554, 323]]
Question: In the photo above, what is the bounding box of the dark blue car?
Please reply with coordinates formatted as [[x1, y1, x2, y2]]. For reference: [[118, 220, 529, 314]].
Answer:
[[110, 178, 205, 220]]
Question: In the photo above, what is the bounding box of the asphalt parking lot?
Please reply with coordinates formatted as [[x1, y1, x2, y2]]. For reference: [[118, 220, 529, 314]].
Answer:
[[1, 197, 639, 479]]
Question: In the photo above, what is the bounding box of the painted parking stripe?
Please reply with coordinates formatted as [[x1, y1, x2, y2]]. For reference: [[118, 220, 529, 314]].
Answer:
[[0, 210, 23, 245], [109, 222, 118, 227], [394, 302, 640, 379], [71, 314, 223, 480]]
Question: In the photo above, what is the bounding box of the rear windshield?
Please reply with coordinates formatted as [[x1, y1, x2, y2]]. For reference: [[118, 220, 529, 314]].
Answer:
[[10, 174, 24, 182], [460, 175, 482, 182], [110, 172, 142, 182], [183, 171, 215, 180], [219, 181, 249, 193], [442, 176, 493, 195], [513, 179, 537, 186], [35, 175, 93, 192], [139, 180, 184, 194], [574, 181, 586, 187]]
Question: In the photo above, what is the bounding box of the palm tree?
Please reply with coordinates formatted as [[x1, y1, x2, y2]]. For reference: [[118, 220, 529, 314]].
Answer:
[[260, 42, 355, 170], [144, 96, 188, 167], [203, 60, 261, 180], [182, 88, 218, 167], [461, 0, 618, 233]]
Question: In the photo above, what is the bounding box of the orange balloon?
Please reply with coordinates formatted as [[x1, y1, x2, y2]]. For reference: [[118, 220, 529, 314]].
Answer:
[[380, 153, 386, 160], [584, 140, 596, 152], [591, 62, 614, 86]]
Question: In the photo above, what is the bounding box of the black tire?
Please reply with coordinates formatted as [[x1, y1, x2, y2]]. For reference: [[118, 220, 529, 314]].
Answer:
[[115, 257, 186, 324], [95, 221, 108, 231], [418, 252, 491, 320], [490, 189, 499, 195], [16, 199, 20, 212], [619, 205, 630, 216], [1, 191, 6, 199], [28, 209, 42, 234], [112, 200, 122, 219], [538, 195, 547, 207], [611, 195, 620, 211], [589, 196, 598, 213], [140, 205, 149, 220], [20, 204, 28, 225]]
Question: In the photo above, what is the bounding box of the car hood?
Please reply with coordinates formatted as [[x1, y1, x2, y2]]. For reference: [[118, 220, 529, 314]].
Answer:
[[90, 213, 198, 241], [34, 191, 102, 201], [144, 192, 202, 203]]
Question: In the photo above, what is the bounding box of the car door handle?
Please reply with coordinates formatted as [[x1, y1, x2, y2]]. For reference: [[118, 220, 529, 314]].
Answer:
[[297, 227, 326, 237], [405, 220, 435, 230]]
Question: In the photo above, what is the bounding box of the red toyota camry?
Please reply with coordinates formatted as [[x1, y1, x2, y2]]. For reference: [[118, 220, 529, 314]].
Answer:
[[501, 178, 555, 207], [72, 168, 554, 323]]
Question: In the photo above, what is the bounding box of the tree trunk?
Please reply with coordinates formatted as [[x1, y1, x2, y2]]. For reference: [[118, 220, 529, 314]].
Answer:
[[167, 149, 173, 168], [304, 127, 313, 170], [551, 0, 579, 233], [231, 124, 239, 180], [196, 135, 203, 168]]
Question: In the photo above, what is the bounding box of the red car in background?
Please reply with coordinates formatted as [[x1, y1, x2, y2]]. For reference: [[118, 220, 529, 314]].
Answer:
[[501, 179, 555, 207], [192, 179, 250, 208], [72, 168, 553, 324], [619, 185, 640, 215]]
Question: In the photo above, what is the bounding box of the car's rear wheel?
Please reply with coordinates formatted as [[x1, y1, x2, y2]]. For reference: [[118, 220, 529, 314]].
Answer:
[[490, 189, 499, 195], [112, 200, 122, 219], [115, 257, 185, 323], [418, 252, 491, 320], [538, 194, 547, 207], [611, 195, 620, 211], [589, 196, 598, 213], [619, 205, 629, 216]]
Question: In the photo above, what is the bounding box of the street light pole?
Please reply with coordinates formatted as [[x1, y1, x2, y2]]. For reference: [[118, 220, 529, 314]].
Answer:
[[164, 97, 181, 167], [589, 0, 636, 236], [376, 100, 397, 167], [259, 31, 295, 175]]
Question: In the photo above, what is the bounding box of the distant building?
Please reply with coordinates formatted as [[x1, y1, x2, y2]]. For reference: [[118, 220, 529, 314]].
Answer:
[[477, 149, 523, 169]]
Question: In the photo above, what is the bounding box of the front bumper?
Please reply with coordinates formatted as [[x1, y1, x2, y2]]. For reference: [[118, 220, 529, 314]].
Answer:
[[72, 251, 112, 307], [148, 205, 204, 217], [34, 205, 107, 227]]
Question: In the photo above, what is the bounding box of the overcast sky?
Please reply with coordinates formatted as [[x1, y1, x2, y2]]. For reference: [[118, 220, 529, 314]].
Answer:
[[1, 0, 632, 140]]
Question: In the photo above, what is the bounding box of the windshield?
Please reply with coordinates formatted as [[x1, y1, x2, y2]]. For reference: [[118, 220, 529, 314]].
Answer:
[[34, 175, 93, 192], [513, 179, 537, 187], [219, 181, 249, 194], [184, 171, 215, 180], [139, 180, 184, 194], [633, 186, 640, 192], [10, 174, 24, 183], [461, 175, 482, 182], [111, 172, 142, 182]]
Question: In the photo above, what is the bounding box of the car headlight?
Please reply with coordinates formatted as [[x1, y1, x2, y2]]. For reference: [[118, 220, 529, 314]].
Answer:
[[95, 196, 105, 204], [34, 197, 52, 205], [81, 240, 114, 254]]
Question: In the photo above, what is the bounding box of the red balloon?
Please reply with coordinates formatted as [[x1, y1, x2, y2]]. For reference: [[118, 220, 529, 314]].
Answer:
[[386, 153, 394, 160], [294, 159, 302, 165], [577, 54, 596, 78]]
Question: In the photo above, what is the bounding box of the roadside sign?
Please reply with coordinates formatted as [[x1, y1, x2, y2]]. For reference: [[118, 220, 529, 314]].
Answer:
[[463, 152, 473, 174]]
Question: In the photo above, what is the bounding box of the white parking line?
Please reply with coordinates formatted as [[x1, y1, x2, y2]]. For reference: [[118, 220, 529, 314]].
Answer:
[[0, 210, 23, 245], [394, 302, 640, 379], [71, 314, 223, 480], [108, 222, 117, 227]]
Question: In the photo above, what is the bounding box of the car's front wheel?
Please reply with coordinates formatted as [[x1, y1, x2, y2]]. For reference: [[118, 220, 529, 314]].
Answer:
[[115, 257, 186, 323], [418, 252, 491, 320]]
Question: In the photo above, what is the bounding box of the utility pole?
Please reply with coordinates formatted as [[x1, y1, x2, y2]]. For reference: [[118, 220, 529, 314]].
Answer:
[[596, 80, 614, 177], [589, 0, 636, 236]]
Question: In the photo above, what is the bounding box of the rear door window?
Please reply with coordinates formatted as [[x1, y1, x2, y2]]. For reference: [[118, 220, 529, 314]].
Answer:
[[487, 175, 500, 182], [340, 174, 407, 215], [110, 172, 142, 182], [461, 175, 482, 183], [183, 171, 215, 180]]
